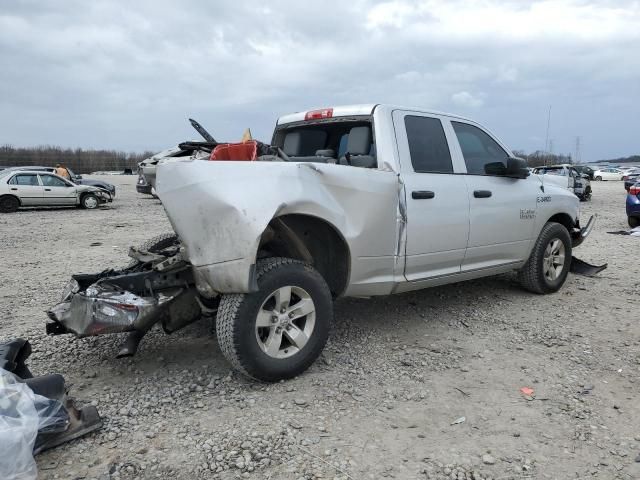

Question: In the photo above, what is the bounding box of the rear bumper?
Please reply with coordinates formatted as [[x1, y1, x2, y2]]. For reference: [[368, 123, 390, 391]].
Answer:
[[571, 215, 595, 248], [47, 267, 201, 338]]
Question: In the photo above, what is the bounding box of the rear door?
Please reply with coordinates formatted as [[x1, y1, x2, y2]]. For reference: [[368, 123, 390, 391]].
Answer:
[[447, 120, 539, 271], [7, 173, 43, 205], [39, 174, 78, 205], [393, 110, 470, 280]]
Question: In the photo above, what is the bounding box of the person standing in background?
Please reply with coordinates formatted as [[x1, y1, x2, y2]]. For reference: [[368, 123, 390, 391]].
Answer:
[[55, 163, 70, 179]]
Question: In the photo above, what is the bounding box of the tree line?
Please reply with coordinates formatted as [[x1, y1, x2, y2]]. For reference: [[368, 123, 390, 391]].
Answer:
[[0, 145, 155, 174], [512, 150, 573, 167]]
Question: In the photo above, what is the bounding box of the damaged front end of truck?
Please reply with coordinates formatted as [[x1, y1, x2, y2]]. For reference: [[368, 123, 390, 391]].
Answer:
[[46, 234, 208, 357]]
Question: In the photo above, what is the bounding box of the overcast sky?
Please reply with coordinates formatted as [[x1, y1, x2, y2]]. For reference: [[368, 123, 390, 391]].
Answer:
[[1, 0, 638, 161]]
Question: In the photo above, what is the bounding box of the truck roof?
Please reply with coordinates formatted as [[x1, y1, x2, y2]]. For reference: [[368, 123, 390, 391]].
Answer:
[[276, 104, 474, 125]]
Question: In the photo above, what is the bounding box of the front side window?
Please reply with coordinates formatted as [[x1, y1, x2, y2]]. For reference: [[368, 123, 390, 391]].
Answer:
[[9, 174, 39, 186], [40, 175, 69, 187], [404, 116, 453, 173], [452, 122, 509, 175]]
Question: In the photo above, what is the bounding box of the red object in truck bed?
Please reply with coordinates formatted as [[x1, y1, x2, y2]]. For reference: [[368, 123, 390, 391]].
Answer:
[[210, 141, 258, 161]]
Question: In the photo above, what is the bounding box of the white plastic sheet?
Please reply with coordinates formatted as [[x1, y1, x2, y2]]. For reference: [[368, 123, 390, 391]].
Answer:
[[0, 369, 66, 480]]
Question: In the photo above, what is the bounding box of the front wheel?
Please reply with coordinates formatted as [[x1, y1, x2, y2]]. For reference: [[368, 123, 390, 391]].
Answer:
[[518, 222, 572, 294], [81, 193, 99, 209], [216, 257, 332, 382], [629, 216, 640, 228], [595, 176, 602, 181]]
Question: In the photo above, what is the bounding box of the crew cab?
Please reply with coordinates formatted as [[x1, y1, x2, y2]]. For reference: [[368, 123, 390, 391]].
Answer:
[[48, 104, 594, 381]]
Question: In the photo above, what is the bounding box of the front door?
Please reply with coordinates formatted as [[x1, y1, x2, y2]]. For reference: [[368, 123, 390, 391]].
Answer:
[[447, 120, 539, 271], [393, 111, 470, 280], [7, 173, 43, 205], [39, 174, 78, 205]]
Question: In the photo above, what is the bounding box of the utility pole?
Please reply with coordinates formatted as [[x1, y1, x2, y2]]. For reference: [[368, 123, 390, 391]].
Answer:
[[544, 105, 552, 165], [574, 136, 581, 164]]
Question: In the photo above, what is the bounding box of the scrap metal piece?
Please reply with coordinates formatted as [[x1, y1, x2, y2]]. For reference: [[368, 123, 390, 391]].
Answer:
[[127, 246, 166, 264], [570, 257, 608, 277]]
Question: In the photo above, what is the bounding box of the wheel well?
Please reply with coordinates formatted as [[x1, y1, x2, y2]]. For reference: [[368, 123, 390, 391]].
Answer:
[[547, 213, 575, 232], [0, 194, 21, 205], [257, 214, 350, 297]]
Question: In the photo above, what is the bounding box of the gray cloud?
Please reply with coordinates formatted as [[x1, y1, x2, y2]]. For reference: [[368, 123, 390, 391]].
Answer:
[[1, 0, 638, 160]]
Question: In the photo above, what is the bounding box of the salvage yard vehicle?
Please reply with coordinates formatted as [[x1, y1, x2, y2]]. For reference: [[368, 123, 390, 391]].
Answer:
[[1, 166, 116, 197], [0, 169, 112, 213], [532, 165, 591, 201], [626, 183, 640, 227], [137, 119, 216, 195], [593, 167, 624, 181], [48, 104, 596, 382], [623, 172, 640, 191]]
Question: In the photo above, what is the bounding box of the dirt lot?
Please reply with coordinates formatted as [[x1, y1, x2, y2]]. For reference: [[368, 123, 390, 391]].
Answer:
[[0, 176, 638, 480]]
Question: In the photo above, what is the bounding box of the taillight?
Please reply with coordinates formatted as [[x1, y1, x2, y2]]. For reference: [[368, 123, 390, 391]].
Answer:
[[630, 185, 640, 196], [305, 108, 333, 120]]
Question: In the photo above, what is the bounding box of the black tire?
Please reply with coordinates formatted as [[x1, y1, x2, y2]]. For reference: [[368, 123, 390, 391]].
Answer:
[[0, 195, 20, 213], [81, 193, 99, 209], [629, 216, 640, 228], [595, 176, 602, 181], [518, 222, 572, 294], [216, 257, 332, 382], [125, 232, 179, 269]]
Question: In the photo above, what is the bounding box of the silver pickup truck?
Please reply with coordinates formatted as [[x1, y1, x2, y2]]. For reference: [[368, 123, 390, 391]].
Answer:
[[48, 104, 595, 381]]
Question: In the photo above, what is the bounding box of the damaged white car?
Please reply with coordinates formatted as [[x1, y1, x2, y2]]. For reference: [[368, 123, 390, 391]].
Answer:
[[48, 104, 600, 381]]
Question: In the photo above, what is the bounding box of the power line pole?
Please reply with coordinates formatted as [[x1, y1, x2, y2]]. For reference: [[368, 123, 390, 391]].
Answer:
[[544, 105, 552, 166], [574, 136, 581, 164]]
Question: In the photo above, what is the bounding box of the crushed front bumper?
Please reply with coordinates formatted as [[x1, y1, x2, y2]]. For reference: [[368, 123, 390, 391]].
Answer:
[[571, 215, 595, 248]]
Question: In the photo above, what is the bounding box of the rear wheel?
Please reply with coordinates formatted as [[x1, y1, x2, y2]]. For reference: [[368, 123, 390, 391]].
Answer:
[[629, 216, 640, 228], [595, 176, 602, 181], [518, 222, 572, 294], [216, 257, 332, 382], [0, 195, 19, 213]]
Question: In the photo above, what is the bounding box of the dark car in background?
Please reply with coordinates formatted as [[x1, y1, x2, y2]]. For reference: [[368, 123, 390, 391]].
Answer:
[[627, 182, 640, 228], [1, 166, 116, 197], [572, 165, 595, 180]]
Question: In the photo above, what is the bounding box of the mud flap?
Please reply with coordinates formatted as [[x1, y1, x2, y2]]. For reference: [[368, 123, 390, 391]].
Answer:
[[570, 257, 607, 277]]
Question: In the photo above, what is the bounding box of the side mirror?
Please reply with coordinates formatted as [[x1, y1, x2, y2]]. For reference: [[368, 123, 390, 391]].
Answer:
[[505, 157, 529, 179], [581, 174, 590, 179], [74, 174, 83, 180]]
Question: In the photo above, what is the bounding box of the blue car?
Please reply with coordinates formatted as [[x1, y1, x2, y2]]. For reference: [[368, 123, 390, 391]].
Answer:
[[627, 182, 640, 227]]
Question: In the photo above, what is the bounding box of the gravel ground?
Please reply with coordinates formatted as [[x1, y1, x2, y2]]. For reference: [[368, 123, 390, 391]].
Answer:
[[1, 176, 638, 480]]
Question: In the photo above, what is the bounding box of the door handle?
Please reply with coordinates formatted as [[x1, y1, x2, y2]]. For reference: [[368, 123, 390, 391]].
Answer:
[[44, 188, 51, 191], [10, 188, 17, 191], [411, 190, 435, 200], [473, 190, 492, 198]]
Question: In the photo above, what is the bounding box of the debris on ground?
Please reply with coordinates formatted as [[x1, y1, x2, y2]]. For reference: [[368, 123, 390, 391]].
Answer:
[[0, 339, 101, 480]]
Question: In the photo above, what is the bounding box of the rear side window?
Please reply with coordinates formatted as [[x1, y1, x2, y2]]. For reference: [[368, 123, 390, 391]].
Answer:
[[452, 122, 509, 175], [404, 116, 453, 173], [40, 175, 68, 187], [9, 174, 39, 186]]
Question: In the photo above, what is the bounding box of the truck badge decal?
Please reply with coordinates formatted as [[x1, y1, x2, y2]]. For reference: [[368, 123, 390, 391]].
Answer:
[[520, 209, 536, 220], [537, 195, 551, 203]]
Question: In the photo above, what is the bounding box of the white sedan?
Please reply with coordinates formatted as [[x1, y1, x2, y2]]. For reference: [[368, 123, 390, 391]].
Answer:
[[593, 168, 624, 181], [0, 169, 112, 213]]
